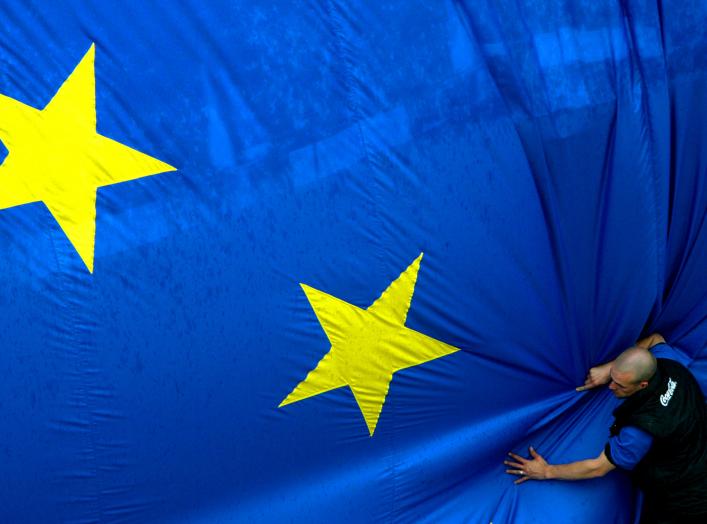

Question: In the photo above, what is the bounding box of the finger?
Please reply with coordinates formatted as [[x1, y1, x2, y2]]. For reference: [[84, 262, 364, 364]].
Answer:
[[514, 476, 529, 485], [505, 469, 522, 475], [529, 446, 539, 458], [508, 452, 526, 462], [504, 461, 524, 469]]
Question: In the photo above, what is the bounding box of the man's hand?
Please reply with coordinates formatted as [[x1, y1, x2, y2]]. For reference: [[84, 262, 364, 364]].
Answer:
[[504, 446, 549, 484], [505, 449, 614, 482], [576, 361, 612, 391]]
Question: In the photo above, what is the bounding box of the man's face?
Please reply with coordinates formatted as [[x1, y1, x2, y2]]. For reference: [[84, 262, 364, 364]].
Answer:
[[608, 368, 648, 398]]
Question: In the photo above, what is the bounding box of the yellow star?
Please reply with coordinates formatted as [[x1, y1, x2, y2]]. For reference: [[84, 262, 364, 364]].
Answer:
[[0, 44, 175, 272], [280, 253, 460, 436]]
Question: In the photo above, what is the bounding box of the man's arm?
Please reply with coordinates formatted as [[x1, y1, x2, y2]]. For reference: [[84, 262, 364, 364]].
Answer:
[[505, 447, 615, 484], [545, 451, 615, 480], [635, 333, 665, 349]]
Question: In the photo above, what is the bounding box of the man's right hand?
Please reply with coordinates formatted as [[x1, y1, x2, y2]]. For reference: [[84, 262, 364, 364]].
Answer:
[[576, 361, 612, 391]]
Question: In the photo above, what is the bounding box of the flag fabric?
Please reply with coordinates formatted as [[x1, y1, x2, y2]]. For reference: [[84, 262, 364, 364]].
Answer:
[[0, 1, 706, 522]]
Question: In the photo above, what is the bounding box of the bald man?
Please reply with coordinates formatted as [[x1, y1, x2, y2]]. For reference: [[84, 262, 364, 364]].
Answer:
[[504, 334, 707, 524]]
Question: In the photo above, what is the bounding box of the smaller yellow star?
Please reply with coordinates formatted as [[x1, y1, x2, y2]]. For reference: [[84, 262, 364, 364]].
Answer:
[[280, 253, 460, 436], [0, 44, 175, 272]]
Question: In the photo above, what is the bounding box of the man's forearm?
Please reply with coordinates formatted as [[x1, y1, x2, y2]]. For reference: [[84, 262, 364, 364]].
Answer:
[[635, 333, 665, 349], [546, 457, 613, 480]]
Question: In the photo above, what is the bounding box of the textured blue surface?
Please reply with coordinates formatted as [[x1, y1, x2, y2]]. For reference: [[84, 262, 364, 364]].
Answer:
[[0, 1, 706, 522]]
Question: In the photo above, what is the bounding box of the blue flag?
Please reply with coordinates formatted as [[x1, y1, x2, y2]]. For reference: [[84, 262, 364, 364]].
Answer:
[[0, 1, 706, 522]]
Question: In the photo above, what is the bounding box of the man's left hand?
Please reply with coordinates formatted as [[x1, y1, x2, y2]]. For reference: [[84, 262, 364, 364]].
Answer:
[[504, 446, 550, 484]]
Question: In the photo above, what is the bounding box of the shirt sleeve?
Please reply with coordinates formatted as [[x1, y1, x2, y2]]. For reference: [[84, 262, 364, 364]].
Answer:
[[605, 426, 653, 470], [650, 342, 691, 367]]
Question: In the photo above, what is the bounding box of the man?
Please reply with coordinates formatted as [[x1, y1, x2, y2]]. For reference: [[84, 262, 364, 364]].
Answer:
[[504, 334, 707, 523]]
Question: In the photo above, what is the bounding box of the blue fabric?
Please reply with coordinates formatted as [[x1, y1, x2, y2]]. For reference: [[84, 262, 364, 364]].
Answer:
[[652, 343, 692, 368], [0, 1, 706, 523], [608, 426, 654, 471]]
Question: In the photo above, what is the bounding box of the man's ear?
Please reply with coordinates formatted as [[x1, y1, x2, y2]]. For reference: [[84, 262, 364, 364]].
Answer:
[[639, 381, 649, 389]]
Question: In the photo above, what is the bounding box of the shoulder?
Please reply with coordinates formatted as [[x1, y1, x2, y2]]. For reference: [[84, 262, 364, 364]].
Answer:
[[617, 425, 653, 444], [606, 426, 653, 470]]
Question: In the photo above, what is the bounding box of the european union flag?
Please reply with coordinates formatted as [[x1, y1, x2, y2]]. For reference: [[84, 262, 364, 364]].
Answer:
[[1, 1, 706, 522]]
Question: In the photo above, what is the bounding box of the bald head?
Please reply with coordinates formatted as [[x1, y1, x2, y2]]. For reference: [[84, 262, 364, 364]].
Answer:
[[613, 346, 657, 383]]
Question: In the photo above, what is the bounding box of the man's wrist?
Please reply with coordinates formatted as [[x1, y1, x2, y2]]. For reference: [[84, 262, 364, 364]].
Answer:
[[544, 465, 555, 480]]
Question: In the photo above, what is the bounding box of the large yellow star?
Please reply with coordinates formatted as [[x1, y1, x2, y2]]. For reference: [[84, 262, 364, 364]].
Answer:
[[280, 253, 460, 436], [0, 44, 175, 272]]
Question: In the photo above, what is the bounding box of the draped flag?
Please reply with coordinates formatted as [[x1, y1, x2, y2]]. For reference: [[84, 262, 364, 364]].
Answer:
[[0, 1, 706, 522]]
